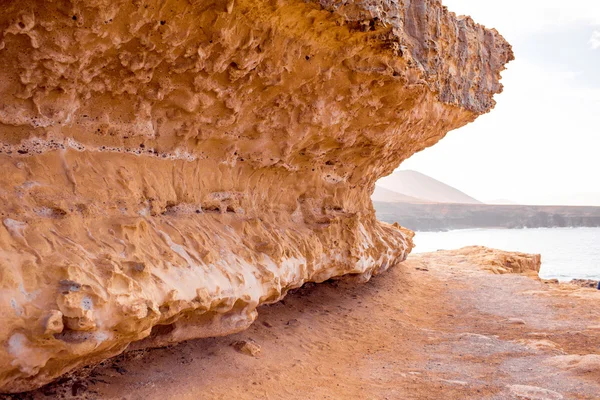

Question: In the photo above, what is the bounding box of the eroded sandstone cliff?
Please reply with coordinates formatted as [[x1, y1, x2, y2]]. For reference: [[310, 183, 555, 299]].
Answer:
[[0, 0, 512, 392]]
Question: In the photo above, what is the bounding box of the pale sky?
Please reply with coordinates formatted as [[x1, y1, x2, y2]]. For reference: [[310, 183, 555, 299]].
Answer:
[[395, 0, 600, 206]]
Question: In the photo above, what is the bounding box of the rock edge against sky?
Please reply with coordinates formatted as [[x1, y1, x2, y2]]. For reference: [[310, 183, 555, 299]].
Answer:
[[0, 0, 512, 392]]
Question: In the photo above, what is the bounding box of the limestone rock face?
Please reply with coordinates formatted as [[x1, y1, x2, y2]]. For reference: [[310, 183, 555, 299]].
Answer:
[[0, 0, 512, 392]]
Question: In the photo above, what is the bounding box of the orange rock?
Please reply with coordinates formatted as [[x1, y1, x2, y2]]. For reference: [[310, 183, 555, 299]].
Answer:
[[232, 339, 262, 357], [0, 0, 512, 392], [431, 246, 542, 275]]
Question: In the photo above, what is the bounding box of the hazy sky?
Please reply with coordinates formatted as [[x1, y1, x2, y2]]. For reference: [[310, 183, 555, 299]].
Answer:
[[395, 0, 600, 206]]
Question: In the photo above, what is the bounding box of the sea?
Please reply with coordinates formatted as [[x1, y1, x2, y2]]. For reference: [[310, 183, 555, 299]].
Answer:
[[412, 227, 600, 281]]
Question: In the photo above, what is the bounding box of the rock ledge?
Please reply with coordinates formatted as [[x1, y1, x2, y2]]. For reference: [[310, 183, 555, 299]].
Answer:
[[0, 0, 512, 392]]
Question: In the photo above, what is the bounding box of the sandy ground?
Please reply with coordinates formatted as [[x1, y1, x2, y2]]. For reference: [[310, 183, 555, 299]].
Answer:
[[4, 250, 600, 400]]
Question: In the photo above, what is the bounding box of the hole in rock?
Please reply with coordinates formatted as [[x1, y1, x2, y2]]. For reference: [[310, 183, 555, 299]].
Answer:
[[148, 323, 176, 338], [51, 208, 67, 218]]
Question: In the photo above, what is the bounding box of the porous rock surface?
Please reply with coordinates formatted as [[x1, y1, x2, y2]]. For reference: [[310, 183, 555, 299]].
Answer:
[[0, 0, 512, 392]]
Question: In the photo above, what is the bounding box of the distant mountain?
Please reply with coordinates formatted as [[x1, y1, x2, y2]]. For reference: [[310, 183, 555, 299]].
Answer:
[[375, 170, 482, 204], [374, 202, 600, 231], [372, 186, 428, 203]]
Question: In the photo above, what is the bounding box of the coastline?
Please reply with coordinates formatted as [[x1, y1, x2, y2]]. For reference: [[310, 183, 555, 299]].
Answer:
[[374, 202, 600, 232], [411, 227, 600, 282], [6, 247, 599, 399]]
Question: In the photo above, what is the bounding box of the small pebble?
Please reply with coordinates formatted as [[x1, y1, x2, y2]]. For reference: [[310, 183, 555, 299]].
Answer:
[[232, 339, 261, 357]]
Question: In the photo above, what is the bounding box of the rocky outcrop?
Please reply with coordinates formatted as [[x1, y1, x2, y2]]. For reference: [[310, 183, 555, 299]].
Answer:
[[570, 279, 600, 289], [415, 247, 542, 275], [0, 0, 512, 392]]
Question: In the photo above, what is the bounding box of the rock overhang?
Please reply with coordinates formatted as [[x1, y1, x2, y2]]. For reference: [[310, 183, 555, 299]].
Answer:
[[0, 0, 512, 392]]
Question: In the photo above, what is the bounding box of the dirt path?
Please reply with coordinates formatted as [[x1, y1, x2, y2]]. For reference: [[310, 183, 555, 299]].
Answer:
[[7, 250, 600, 400]]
